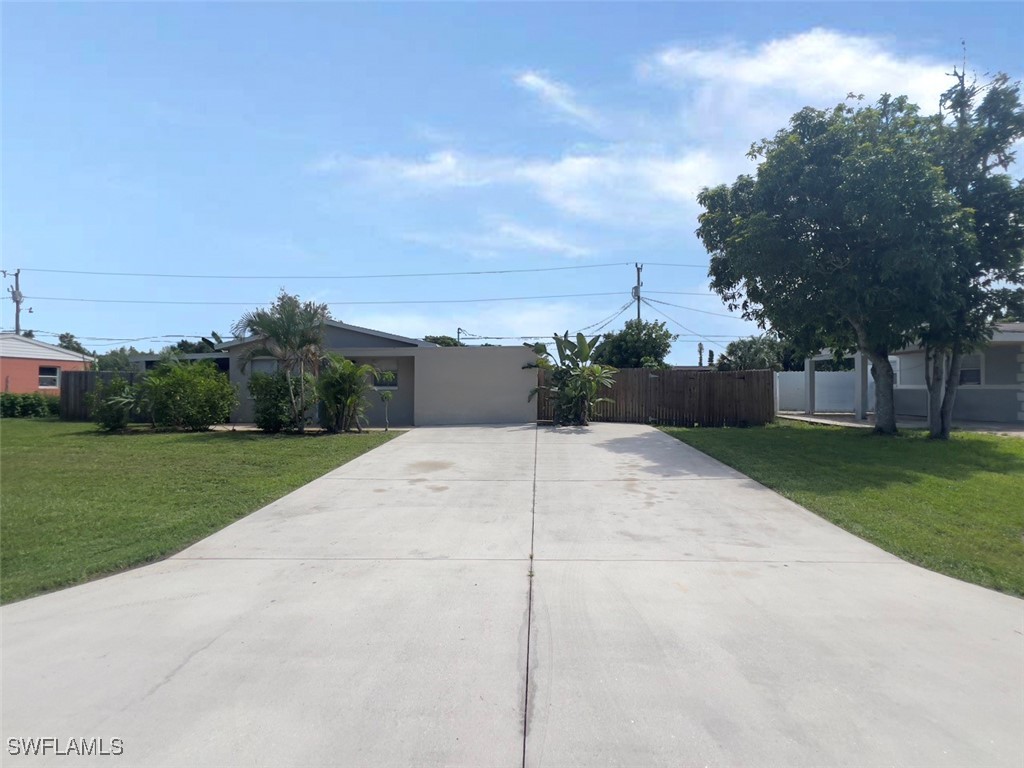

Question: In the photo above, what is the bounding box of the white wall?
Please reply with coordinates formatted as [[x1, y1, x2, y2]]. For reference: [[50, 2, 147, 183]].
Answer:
[[414, 346, 538, 426], [777, 371, 875, 412]]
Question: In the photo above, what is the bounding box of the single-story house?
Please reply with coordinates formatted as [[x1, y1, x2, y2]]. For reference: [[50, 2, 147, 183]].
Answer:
[[217, 320, 538, 427], [891, 322, 1024, 423], [784, 322, 1024, 423], [0, 333, 95, 394]]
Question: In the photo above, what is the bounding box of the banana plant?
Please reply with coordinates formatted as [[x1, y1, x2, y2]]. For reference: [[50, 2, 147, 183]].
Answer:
[[526, 331, 617, 426]]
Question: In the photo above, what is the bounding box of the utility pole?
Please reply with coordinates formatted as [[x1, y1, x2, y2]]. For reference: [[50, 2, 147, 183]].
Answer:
[[631, 263, 643, 321], [3, 269, 30, 334]]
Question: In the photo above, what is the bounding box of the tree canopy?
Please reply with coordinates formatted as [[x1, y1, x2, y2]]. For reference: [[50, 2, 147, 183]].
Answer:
[[57, 332, 91, 356], [697, 94, 974, 434], [423, 335, 465, 347], [593, 319, 677, 369]]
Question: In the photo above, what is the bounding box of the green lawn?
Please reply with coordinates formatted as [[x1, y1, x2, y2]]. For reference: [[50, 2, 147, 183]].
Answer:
[[0, 420, 399, 603], [662, 420, 1024, 597]]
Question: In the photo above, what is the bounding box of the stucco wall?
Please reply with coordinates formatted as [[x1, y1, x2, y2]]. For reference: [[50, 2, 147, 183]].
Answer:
[[985, 345, 1019, 385], [413, 346, 537, 426], [348, 356, 415, 427]]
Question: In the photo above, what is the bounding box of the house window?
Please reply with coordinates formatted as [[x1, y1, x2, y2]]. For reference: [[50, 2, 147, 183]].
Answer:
[[39, 366, 59, 388], [373, 359, 398, 389], [958, 354, 982, 385]]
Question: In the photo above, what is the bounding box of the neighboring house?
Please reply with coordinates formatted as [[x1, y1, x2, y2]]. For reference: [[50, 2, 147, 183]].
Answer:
[[780, 323, 1024, 423], [217, 320, 537, 427], [891, 322, 1024, 424], [0, 334, 95, 394]]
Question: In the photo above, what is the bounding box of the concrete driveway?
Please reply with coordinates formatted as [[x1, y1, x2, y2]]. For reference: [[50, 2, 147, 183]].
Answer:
[[2, 424, 1021, 767]]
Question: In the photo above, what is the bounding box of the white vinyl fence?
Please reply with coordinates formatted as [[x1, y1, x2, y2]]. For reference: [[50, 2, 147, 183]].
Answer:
[[776, 371, 875, 412]]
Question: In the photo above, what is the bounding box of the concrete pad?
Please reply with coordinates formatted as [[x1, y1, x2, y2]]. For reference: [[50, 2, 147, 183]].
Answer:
[[2, 558, 528, 768], [526, 560, 1024, 768], [533, 479, 897, 562], [4, 421, 1023, 768], [336, 437, 535, 482], [535, 426, 742, 482], [181, 478, 534, 560], [397, 424, 540, 445]]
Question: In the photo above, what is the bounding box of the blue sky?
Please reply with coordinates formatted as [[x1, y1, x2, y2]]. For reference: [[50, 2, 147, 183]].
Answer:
[[2, 3, 1019, 364]]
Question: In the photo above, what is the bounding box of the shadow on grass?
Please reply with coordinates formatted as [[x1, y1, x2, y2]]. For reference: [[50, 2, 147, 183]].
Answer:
[[650, 422, 1024, 495]]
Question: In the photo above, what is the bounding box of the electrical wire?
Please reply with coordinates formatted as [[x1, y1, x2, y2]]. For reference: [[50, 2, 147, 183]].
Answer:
[[20, 262, 633, 280], [640, 298, 730, 350], [25, 291, 627, 306], [642, 296, 747, 320]]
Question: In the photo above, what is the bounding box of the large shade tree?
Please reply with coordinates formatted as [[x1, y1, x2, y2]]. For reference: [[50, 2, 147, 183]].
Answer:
[[593, 319, 677, 369], [697, 95, 971, 434], [918, 70, 1024, 438], [232, 291, 331, 433]]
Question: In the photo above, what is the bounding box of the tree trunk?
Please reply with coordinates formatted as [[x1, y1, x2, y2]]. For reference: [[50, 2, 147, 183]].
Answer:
[[937, 350, 962, 440], [925, 346, 946, 439], [868, 352, 898, 435]]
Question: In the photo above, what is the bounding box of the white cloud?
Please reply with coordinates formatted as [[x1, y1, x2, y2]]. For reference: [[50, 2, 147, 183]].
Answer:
[[404, 219, 591, 259], [643, 28, 950, 113], [338, 145, 720, 228], [515, 70, 603, 129], [315, 28, 983, 237]]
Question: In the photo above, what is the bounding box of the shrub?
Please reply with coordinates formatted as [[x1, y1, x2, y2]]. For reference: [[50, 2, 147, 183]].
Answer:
[[248, 370, 311, 433], [317, 354, 377, 433], [0, 392, 61, 419], [90, 376, 134, 432], [141, 362, 237, 431]]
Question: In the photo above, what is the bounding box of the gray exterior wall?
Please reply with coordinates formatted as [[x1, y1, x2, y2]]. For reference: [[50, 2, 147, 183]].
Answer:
[[347, 355, 415, 428], [413, 346, 537, 426], [985, 345, 1019, 385], [893, 343, 1023, 423]]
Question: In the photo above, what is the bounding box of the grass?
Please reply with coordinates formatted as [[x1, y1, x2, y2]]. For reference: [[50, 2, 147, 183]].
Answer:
[[662, 420, 1024, 597], [0, 419, 399, 603]]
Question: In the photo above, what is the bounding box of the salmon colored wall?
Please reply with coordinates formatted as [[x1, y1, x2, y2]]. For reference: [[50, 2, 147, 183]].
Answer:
[[0, 357, 91, 394]]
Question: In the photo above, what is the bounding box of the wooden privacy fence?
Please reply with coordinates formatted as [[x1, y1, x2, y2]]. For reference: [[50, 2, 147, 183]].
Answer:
[[537, 368, 775, 427], [60, 370, 139, 421]]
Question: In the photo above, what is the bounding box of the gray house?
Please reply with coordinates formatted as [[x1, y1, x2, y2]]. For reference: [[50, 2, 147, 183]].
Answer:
[[891, 322, 1024, 424], [217, 320, 537, 427]]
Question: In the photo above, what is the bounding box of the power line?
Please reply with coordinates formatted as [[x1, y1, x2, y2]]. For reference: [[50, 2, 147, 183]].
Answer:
[[577, 299, 636, 334], [642, 297, 747, 320], [20, 262, 634, 280], [640, 298, 730, 350], [645, 291, 716, 297], [25, 291, 627, 307]]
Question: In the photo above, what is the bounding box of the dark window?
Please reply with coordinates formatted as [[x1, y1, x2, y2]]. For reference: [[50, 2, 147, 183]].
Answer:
[[39, 366, 59, 388]]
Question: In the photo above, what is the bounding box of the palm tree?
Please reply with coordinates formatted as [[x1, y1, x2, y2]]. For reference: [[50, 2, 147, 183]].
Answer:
[[232, 291, 331, 432]]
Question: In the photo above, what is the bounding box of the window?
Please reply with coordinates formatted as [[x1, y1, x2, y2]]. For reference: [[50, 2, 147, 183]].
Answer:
[[372, 359, 398, 389], [39, 366, 59, 388], [958, 354, 982, 386]]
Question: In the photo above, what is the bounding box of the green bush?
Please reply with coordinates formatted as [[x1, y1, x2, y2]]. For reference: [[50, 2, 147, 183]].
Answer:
[[249, 371, 295, 433], [141, 362, 237, 431], [90, 376, 134, 432], [317, 354, 377, 433], [0, 392, 60, 419]]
